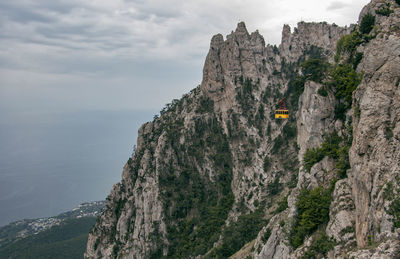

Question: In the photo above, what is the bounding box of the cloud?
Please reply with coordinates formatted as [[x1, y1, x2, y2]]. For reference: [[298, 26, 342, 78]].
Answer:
[[327, 1, 349, 11], [0, 0, 371, 112], [0, 2, 55, 24], [0, 0, 278, 65]]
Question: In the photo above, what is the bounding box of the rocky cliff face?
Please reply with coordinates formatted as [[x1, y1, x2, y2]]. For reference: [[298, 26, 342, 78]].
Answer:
[[86, 0, 400, 258]]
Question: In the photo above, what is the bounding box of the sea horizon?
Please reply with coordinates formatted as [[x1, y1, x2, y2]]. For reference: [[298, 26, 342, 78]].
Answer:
[[0, 109, 155, 226]]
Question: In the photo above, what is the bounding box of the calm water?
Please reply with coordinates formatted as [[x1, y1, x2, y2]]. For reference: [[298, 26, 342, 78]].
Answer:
[[0, 110, 154, 226]]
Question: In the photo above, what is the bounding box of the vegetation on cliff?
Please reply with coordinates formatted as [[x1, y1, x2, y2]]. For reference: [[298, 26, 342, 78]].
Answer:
[[290, 187, 332, 249], [86, 3, 400, 258], [154, 111, 235, 258]]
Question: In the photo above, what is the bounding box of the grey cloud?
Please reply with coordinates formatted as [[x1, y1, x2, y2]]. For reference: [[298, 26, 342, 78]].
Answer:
[[0, 0, 370, 113], [37, 25, 92, 39], [122, 7, 182, 21], [32, 1, 78, 14], [0, 1, 187, 55], [0, 2, 56, 24], [327, 1, 349, 11]]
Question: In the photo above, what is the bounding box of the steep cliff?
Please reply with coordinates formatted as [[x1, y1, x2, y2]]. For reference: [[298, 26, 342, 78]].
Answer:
[[86, 0, 400, 258]]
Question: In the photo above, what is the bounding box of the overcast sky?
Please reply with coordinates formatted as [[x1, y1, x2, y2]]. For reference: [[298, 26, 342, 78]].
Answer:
[[0, 0, 370, 116]]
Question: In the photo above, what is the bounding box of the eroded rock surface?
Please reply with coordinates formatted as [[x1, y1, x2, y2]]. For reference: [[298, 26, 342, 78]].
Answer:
[[86, 1, 400, 258]]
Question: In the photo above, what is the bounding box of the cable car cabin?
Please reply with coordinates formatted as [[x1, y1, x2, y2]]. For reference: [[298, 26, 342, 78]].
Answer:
[[275, 109, 289, 119], [275, 98, 289, 119]]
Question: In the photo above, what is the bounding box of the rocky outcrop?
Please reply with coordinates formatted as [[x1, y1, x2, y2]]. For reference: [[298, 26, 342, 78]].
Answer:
[[86, 0, 400, 258], [280, 22, 351, 63], [349, 0, 400, 249]]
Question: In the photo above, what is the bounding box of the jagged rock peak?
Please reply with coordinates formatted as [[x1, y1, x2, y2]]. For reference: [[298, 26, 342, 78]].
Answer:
[[200, 21, 267, 109], [235, 21, 249, 34], [281, 24, 291, 40], [210, 33, 224, 49], [279, 21, 351, 63], [201, 20, 348, 108]]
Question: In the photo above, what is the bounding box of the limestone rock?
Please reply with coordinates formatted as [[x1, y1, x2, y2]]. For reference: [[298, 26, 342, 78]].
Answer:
[[86, 1, 400, 258]]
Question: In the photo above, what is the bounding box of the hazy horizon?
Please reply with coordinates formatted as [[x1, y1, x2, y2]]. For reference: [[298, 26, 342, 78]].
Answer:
[[0, 109, 154, 226]]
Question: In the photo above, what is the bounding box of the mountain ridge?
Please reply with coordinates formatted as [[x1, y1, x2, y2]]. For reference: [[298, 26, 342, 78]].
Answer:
[[86, 0, 400, 258]]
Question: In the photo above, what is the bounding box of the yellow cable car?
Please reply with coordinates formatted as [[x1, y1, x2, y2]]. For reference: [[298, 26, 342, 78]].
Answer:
[[275, 98, 289, 119]]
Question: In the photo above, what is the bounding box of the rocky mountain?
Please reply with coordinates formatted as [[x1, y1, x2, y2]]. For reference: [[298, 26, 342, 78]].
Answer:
[[85, 0, 400, 258]]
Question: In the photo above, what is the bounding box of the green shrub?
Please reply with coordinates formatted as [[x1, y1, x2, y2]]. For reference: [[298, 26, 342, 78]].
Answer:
[[196, 95, 214, 113], [235, 78, 257, 121], [352, 52, 364, 69], [283, 123, 297, 139], [334, 102, 347, 121], [305, 45, 325, 60], [368, 234, 373, 246], [384, 126, 394, 139], [359, 13, 375, 34], [317, 86, 328, 97], [332, 33, 364, 112], [206, 209, 268, 258], [354, 104, 361, 118], [290, 187, 332, 248], [335, 31, 363, 62], [376, 6, 394, 16], [383, 182, 394, 201], [396, 0, 400, 5], [264, 156, 271, 172], [301, 58, 329, 83], [276, 194, 289, 213], [303, 147, 325, 172], [262, 228, 272, 243], [286, 76, 306, 110], [272, 135, 284, 153], [288, 173, 298, 189], [335, 145, 351, 179], [320, 132, 342, 159], [267, 177, 283, 195], [388, 195, 400, 229], [326, 63, 363, 108], [303, 132, 350, 178], [302, 231, 335, 259]]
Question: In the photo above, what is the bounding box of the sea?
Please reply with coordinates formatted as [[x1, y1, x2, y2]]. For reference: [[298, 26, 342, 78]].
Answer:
[[0, 109, 154, 226]]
